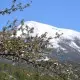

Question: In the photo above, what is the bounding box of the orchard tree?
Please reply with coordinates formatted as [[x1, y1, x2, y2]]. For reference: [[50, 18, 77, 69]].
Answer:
[[0, 0, 54, 65]]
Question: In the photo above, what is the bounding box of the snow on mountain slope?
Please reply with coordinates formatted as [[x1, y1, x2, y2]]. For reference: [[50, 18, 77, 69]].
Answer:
[[17, 21, 80, 50], [16, 21, 80, 62]]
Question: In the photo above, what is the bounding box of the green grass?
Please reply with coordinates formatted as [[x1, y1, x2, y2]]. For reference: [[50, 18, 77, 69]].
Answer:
[[0, 61, 80, 80], [0, 62, 66, 80]]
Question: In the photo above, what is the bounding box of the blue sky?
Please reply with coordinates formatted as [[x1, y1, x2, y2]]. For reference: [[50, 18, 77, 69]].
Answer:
[[0, 0, 80, 31]]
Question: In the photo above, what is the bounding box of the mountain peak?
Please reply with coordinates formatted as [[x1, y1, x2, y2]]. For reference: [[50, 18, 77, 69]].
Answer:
[[17, 21, 80, 48], [23, 21, 80, 39]]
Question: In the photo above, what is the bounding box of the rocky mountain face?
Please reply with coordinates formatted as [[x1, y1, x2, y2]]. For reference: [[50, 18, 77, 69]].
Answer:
[[16, 21, 80, 62]]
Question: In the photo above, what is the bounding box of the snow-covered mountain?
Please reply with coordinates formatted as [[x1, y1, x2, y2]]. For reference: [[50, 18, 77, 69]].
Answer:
[[17, 21, 80, 62]]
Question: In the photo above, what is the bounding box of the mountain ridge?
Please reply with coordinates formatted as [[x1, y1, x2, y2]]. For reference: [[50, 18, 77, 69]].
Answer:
[[16, 21, 80, 62], [17, 21, 80, 47]]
